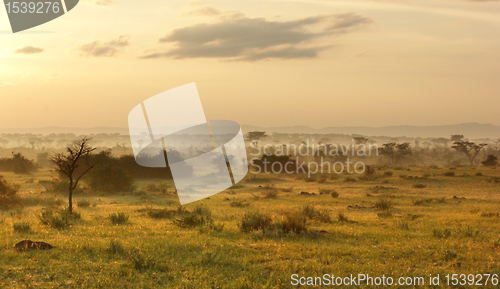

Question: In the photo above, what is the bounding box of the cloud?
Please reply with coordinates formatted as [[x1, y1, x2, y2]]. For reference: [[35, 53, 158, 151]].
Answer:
[[78, 35, 130, 57], [15, 46, 44, 54], [141, 12, 372, 61], [183, 7, 221, 17], [95, 0, 113, 6]]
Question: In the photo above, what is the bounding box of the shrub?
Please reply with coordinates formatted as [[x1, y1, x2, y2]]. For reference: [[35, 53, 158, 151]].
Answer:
[[229, 200, 250, 207], [239, 212, 273, 233], [413, 197, 446, 206], [444, 171, 455, 177], [38, 208, 69, 229], [337, 212, 349, 222], [109, 212, 129, 225], [0, 153, 37, 174], [481, 212, 499, 218], [398, 221, 409, 230], [433, 228, 452, 238], [412, 184, 427, 189], [444, 250, 458, 261], [374, 199, 393, 211], [302, 205, 331, 223], [129, 250, 168, 272], [0, 176, 20, 210], [377, 211, 393, 218], [174, 214, 207, 228], [146, 183, 169, 193], [107, 239, 124, 255], [320, 188, 339, 197], [41, 179, 70, 194], [88, 165, 134, 193], [146, 208, 176, 219], [192, 205, 212, 218], [280, 214, 307, 234], [383, 171, 393, 177], [174, 205, 212, 228], [482, 155, 498, 167], [77, 199, 91, 208], [13, 221, 30, 232], [261, 190, 278, 199]]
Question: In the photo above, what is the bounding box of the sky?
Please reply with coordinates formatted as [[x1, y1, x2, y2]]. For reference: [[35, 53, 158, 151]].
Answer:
[[0, 0, 499, 129]]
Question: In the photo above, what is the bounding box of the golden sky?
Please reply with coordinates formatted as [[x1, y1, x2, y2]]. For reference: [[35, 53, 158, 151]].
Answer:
[[0, 0, 499, 129]]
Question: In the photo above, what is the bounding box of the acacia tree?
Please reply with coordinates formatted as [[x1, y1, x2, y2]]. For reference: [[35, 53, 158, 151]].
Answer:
[[452, 140, 487, 166], [379, 142, 412, 165], [451, 135, 464, 142], [246, 131, 267, 147], [353, 137, 369, 146], [50, 137, 96, 213]]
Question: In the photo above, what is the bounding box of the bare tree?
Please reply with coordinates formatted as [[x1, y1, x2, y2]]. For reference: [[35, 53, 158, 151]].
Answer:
[[50, 137, 96, 213], [452, 140, 487, 166]]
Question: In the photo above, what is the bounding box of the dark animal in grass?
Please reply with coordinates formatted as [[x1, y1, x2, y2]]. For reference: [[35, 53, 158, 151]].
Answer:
[[300, 191, 316, 195], [14, 240, 54, 251]]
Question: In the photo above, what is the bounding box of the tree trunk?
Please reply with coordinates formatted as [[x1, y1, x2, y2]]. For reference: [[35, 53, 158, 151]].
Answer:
[[68, 181, 73, 213]]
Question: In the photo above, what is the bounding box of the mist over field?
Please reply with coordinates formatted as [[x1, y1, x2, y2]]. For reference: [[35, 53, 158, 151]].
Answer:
[[0, 126, 499, 287]]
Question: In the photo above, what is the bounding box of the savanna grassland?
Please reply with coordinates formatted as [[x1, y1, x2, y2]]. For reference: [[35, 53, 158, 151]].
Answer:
[[0, 167, 500, 288]]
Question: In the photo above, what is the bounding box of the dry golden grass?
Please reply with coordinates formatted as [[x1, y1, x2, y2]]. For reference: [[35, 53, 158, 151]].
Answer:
[[0, 167, 499, 288]]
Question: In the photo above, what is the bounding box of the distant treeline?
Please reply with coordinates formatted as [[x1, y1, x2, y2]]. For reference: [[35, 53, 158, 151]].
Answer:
[[0, 153, 38, 174], [0, 150, 180, 179]]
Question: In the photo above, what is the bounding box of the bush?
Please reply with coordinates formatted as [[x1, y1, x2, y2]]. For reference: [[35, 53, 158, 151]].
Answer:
[[382, 171, 393, 177], [302, 205, 331, 223], [434, 228, 452, 238], [261, 190, 278, 199], [0, 153, 37, 174], [88, 165, 134, 193], [0, 176, 20, 210], [13, 221, 31, 232], [146, 183, 169, 193], [377, 211, 393, 218], [280, 214, 307, 234], [338, 213, 349, 222], [229, 200, 250, 207], [174, 205, 212, 228], [482, 155, 498, 167], [174, 214, 207, 227], [146, 208, 176, 219], [444, 171, 455, 177], [109, 212, 129, 224], [412, 184, 427, 189], [77, 199, 91, 208], [38, 208, 69, 230], [374, 199, 393, 211], [319, 188, 339, 198], [239, 212, 273, 233], [107, 239, 124, 255]]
